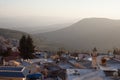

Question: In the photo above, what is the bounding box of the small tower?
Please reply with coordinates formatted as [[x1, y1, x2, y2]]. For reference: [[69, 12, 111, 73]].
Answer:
[[91, 47, 98, 68]]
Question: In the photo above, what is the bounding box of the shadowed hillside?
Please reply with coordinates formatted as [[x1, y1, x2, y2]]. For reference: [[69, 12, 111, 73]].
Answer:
[[0, 28, 54, 50], [0, 28, 27, 39], [36, 18, 120, 51]]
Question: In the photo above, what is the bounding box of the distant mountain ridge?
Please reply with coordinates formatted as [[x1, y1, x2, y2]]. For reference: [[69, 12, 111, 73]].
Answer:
[[0, 28, 51, 49], [0, 17, 72, 34], [37, 18, 120, 51], [0, 28, 27, 39], [1, 18, 120, 51]]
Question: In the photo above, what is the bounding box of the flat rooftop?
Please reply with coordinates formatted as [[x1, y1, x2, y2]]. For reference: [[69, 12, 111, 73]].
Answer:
[[0, 66, 26, 78], [0, 66, 23, 72], [66, 69, 106, 80]]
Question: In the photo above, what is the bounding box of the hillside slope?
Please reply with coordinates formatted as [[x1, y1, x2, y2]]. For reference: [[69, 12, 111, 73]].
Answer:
[[37, 18, 120, 50], [0, 28, 52, 50], [0, 28, 27, 39]]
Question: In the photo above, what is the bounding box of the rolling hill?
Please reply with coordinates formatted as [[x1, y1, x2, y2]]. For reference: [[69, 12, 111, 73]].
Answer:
[[0, 28, 53, 50], [0, 28, 28, 39], [37, 18, 120, 51]]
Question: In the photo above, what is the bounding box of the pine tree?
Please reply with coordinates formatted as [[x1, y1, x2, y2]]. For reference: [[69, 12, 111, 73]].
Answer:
[[19, 35, 35, 59], [26, 35, 35, 58], [27, 35, 34, 54], [19, 35, 26, 53]]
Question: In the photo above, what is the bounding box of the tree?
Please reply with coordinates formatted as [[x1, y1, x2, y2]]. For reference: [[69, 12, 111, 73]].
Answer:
[[19, 35, 26, 55], [113, 48, 120, 55], [0, 48, 11, 57], [27, 35, 34, 54], [113, 49, 117, 55], [57, 47, 66, 56], [93, 47, 97, 52], [19, 35, 35, 59]]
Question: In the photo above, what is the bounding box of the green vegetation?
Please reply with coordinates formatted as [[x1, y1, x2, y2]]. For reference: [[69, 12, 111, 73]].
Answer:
[[19, 35, 35, 59], [0, 48, 11, 57]]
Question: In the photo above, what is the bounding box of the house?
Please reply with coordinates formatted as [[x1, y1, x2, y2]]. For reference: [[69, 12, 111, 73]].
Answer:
[[0, 56, 3, 65], [0, 66, 29, 80], [4, 51, 20, 62], [66, 69, 109, 80], [33, 52, 47, 59]]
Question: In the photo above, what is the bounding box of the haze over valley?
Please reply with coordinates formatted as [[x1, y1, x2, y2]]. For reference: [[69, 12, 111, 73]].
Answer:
[[0, 17, 73, 34], [35, 18, 120, 51], [1, 1, 120, 80], [1, 18, 120, 51], [1, 0, 120, 51]]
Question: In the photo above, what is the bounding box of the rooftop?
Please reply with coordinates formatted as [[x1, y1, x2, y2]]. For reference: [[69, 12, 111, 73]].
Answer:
[[0, 66, 23, 72], [0, 66, 27, 78], [66, 69, 116, 80]]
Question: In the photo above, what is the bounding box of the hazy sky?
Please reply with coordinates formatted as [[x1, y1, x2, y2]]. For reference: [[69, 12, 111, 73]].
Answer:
[[0, 0, 120, 27]]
